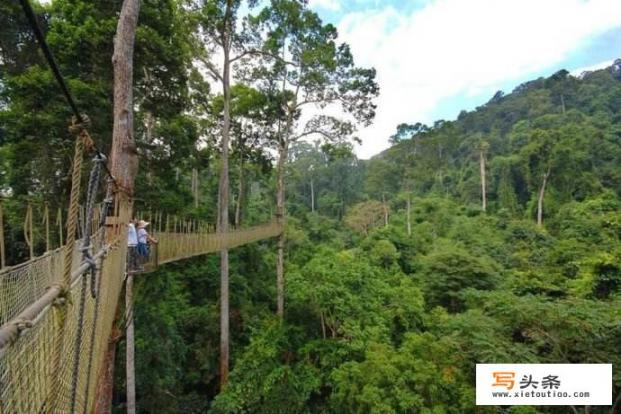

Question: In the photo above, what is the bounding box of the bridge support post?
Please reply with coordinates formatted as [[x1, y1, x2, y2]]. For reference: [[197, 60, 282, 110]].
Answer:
[[125, 273, 136, 414]]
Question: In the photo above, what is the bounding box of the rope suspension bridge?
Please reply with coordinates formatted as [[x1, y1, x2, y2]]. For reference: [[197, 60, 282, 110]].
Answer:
[[0, 1, 283, 412], [0, 204, 281, 413]]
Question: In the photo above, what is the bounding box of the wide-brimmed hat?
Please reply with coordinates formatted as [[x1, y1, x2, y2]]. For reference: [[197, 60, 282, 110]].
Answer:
[[138, 220, 149, 228]]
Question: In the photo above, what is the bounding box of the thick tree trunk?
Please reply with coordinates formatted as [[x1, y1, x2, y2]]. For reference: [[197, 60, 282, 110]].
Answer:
[[95, 0, 140, 411], [406, 194, 412, 236], [310, 177, 314, 213], [235, 156, 243, 227], [537, 167, 551, 227], [218, 2, 233, 389], [125, 275, 136, 414], [480, 150, 486, 212], [108, 0, 140, 193], [276, 140, 287, 318]]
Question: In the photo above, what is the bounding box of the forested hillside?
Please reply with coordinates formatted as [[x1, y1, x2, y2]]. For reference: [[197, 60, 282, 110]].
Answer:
[[119, 64, 621, 413], [2, 0, 621, 413]]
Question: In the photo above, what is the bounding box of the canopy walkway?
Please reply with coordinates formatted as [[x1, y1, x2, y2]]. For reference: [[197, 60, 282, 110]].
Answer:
[[0, 209, 282, 413], [0, 2, 286, 412]]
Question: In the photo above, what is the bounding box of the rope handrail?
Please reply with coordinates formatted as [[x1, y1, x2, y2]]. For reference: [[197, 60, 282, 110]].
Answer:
[[0, 220, 281, 353], [0, 244, 112, 357]]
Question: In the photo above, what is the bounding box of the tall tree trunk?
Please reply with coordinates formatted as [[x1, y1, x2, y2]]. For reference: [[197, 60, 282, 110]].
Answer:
[[275, 33, 290, 319], [235, 155, 243, 227], [218, 1, 233, 389], [310, 177, 315, 213], [406, 193, 412, 236], [382, 193, 388, 226], [96, 0, 140, 411], [125, 275, 136, 414], [480, 150, 487, 212], [192, 168, 199, 209], [276, 139, 287, 318], [537, 167, 551, 227], [145, 111, 155, 186], [108, 0, 140, 194]]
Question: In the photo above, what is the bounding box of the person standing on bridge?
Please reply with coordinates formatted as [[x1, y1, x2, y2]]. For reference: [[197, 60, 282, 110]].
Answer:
[[137, 220, 157, 263], [127, 218, 138, 271]]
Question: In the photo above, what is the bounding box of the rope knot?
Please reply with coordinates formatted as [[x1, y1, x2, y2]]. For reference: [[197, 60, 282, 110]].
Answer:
[[68, 114, 91, 135], [14, 318, 33, 331]]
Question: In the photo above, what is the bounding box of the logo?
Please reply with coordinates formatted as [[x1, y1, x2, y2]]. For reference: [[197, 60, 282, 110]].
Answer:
[[477, 364, 612, 405]]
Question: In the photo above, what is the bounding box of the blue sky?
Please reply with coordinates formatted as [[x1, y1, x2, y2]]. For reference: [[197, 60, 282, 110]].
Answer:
[[308, 0, 621, 158]]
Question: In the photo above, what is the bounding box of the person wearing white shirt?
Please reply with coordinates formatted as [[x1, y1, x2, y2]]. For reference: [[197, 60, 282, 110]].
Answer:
[[136, 220, 157, 265], [127, 220, 138, 270]]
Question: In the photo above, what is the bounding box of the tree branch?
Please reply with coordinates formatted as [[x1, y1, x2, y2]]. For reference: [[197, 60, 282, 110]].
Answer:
[[294, 129, 335, 142], [230, 49, 297, 66], [197, 56, 223, 82]]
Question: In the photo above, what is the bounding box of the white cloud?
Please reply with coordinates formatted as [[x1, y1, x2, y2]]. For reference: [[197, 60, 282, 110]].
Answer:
[[571, 59, 614, 77], [336, 0, 621, 159], [309, 0, 341, 12]]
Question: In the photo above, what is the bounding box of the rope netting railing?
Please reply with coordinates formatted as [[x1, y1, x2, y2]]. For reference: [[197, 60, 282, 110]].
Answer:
[[0, 200, 132, 413], [151, 219, 283, 267], [0, 202, 281, 412], [0, 198, 107, 270]]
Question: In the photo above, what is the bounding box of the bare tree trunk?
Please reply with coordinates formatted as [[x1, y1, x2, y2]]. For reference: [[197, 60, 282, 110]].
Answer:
[[192, 168, 199, 209], [276, 140, 287, 318], [108, 0, 140, 194], [406, 194, 412, 236], [218, 1, 233, 389], [235, 155, 243, 227], [274, 33, 291, 319], [145, 112, 155, 186], [95, 0, 140, 411], [480, 150, 487, 212], [310, 177, 315, 213], [382, 193, 388, 226], [537, 167, 551, 227], [125, 274, 136, 414]]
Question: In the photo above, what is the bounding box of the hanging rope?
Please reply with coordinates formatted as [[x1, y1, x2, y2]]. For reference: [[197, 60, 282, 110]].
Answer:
[[81, 153, 106, 297], [69, 272, 89, 414], [82, 248, 106, 414], [68, 142, 106, 412], [23, 203, 34, 260], [48, 119, 89, 411]]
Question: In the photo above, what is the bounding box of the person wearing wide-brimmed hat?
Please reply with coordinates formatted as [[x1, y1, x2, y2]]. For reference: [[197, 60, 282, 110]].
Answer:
[[136, 220, 157, 260]]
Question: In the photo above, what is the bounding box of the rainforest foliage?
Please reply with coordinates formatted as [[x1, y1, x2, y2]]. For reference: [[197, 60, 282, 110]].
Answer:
[[1, 0, 621, 413], [121, 61, 621, 414]]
